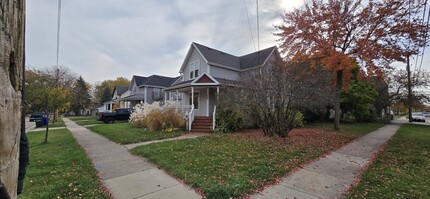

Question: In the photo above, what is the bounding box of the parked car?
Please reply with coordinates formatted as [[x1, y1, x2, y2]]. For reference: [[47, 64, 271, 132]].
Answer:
[[29, 112, 43, 122], [97, 108, 133, 124], [411, 112, 426, 122], [422, 112, 430, 117]]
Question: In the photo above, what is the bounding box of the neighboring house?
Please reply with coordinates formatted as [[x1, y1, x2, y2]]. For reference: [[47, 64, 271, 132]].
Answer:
[[112, 85, 129, 109], [119, 75, 179, 108], [164, 42, 279, 131]]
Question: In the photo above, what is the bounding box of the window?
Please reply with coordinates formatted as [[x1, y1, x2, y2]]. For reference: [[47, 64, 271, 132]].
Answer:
[[189, 60, 200, 79], [189, 92, 199, 109], [153, 88, 161, 100]]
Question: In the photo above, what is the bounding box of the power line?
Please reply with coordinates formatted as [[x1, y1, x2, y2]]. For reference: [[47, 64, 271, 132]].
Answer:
[[56, 0, 62, 87], [418, 0, 430, 73], [256, 0, 260, 51], [243, 0, 256, 52]]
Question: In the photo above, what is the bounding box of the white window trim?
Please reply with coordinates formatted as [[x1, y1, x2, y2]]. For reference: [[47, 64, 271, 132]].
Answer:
[[189, 60, 200, 79]]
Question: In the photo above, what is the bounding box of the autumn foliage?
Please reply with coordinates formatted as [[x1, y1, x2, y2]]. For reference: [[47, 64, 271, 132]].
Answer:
[[276, 0, 428, 130]]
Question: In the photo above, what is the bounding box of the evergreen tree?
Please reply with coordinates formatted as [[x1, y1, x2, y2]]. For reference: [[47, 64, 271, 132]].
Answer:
[[71, 76, 91, 115]]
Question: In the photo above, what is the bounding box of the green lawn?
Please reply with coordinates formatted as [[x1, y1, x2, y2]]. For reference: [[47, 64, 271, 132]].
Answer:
[[20, 129, 109, 199], [131, 122, 384, 198], [347, 124, 430, 198], [87, 122, 188, 144], [67, 115, 98, 121]]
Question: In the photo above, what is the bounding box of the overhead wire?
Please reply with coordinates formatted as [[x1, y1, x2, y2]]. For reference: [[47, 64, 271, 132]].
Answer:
[[414, 0, 427, 70], [243, 0, 257, 52], [417, 0, 430, 74]]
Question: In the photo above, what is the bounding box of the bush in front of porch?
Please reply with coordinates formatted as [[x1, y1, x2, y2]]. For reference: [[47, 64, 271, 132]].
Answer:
[[129, 101, 185, 131]]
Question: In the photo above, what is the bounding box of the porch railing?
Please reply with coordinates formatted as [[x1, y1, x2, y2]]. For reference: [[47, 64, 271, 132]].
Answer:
[[212, 105, 216, 130], [187, 105, 195, 132]]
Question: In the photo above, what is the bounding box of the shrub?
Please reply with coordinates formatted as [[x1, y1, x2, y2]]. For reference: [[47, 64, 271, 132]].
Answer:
[[129, 101, 185, 131], [215, 108, 243, 133], [290, 111, 304, 128]]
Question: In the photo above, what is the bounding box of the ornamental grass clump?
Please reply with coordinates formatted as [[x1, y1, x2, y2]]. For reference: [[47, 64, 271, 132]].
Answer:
[[129, 101, 185, 131]]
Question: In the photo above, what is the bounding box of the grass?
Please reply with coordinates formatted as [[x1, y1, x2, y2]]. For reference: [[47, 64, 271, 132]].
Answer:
[[66, 115, 105, 126], [67, 115, 98, 121], [347, 124, 430, 198], [131, 122, 384, 198], [20, 129, 109, 199], [87, 122, 188, 144], [305, 121, 385, 136]]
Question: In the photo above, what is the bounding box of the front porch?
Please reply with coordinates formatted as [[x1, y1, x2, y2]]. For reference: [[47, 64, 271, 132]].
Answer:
[[164, 73, 220, 132]]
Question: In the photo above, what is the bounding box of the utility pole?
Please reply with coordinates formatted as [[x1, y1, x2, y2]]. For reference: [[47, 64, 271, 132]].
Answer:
[[407, 55, 413, 122]]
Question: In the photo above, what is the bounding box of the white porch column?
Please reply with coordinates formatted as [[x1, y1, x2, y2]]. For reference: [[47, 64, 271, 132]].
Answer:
[[144, 87, 148, 104], [176, 90, 179, 104], [164, 92, 167, 103], [191, 87, 194, 107], [207, 88, 210, 116], [216, 86, 220, 99]]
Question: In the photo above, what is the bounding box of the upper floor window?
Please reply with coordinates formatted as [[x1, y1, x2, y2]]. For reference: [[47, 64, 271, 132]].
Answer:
[[189, 60, 200, 79]]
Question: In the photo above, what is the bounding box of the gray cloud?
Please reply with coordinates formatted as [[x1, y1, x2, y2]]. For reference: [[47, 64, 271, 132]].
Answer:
[[26, 0, 429, 86]]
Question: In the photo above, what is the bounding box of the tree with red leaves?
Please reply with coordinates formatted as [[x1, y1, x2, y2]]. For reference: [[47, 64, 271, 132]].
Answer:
[[276, 0, 428, 130]]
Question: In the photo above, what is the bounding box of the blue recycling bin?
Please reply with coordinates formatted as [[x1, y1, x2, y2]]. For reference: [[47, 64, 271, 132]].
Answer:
[[42, 116, 48, 125]]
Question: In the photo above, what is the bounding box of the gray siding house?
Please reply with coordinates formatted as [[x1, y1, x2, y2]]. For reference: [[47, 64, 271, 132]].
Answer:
[[119, 75, 179, 108], [164, 42, 279, 131]]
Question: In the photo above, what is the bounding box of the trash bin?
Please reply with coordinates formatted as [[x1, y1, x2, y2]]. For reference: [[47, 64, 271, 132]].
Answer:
[[42, 116, 48, 125]]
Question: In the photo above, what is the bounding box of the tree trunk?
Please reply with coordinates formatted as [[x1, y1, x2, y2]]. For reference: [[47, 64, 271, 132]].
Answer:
[[0, 1, 26, 198], [334, 70, 343, 131]]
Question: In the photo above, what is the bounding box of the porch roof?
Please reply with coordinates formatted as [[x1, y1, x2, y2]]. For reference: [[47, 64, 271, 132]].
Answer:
[[164, 73, 223, 92]]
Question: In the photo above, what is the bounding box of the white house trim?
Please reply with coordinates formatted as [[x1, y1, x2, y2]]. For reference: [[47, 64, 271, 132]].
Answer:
[[179, 43, 209, 73], [190, 73, 220, 86]]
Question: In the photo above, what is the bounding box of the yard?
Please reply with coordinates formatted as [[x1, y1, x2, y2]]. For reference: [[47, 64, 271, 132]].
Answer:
[[131, 122, 385, 198], [20, 129, 109, 199], [67, 115, 104, 126], [87, 122, 188, 144], [347, 124, 430, 198]]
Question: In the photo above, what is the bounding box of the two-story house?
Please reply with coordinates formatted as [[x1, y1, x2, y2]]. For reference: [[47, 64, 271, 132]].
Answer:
[[164, 42, 279, 131], [119, 74, 179, 108]]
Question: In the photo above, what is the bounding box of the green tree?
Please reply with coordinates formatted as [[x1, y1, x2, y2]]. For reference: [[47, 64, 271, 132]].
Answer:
[[101, 87, 112, 104], [341, 80, 377, 122], [94, 77, 129, 105], [71, 76, 91, 115]]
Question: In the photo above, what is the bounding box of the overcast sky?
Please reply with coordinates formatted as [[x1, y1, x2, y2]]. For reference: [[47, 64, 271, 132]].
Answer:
[[26, 0, 298, 84], [26, 0, 430, 85]]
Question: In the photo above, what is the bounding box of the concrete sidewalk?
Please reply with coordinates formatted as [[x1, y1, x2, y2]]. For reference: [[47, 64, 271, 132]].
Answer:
[[124, 132, 209, 149], [252, 120, 404, 199], [63, 118, 201, 199]]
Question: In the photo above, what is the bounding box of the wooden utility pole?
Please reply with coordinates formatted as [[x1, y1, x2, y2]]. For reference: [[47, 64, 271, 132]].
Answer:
[[407, 55, 413, 122]]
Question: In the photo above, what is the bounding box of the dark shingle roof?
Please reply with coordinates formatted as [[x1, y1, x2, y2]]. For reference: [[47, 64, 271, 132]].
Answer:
[[115, 85, 128, 95], [133, 75, 147, 86], [193, 42, 276, 70], [133, 75, 178, 87], [193, 43, 240, 69], [239, 46, 277, 70]]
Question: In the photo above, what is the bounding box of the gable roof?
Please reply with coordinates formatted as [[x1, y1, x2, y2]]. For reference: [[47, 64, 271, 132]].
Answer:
[[180, 42, 277, 72], [113, 85, 128, 95], [141, 75, 179, 88], [132, 75, 147, 87]]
